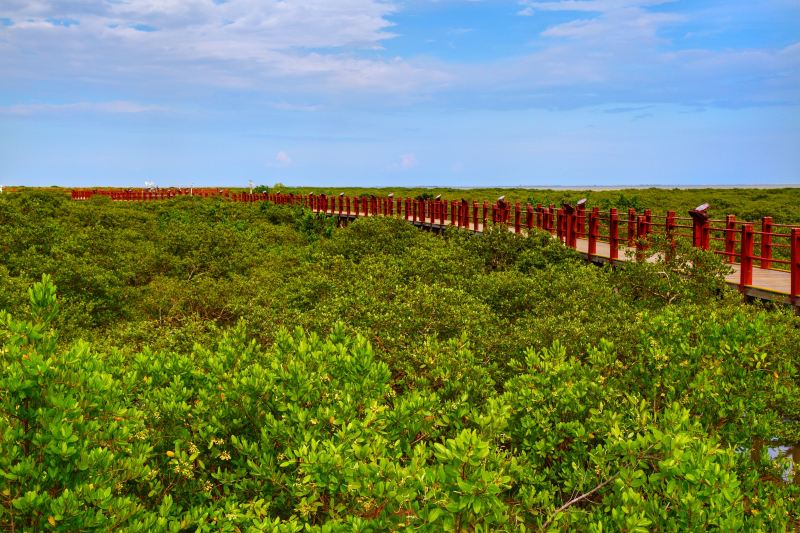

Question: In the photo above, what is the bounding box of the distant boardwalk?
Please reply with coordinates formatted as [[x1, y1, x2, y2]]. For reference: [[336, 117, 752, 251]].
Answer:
[[70, 189, 800, 310]]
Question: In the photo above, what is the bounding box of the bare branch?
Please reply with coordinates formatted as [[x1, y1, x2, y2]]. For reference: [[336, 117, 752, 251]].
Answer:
[[540, 474, 618, 531]]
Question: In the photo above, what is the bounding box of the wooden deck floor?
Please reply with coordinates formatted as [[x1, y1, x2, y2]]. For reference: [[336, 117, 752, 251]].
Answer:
[[317, 210, 797, 307]]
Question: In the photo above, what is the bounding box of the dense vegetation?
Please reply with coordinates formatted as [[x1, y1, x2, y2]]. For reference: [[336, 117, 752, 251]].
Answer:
[[1, 190, 799, 530]]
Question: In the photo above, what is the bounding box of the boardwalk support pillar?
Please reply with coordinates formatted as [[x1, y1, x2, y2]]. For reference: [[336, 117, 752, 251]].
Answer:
[[689, 203, 711, 250], [588, 207, 599, 261], [576, 199, 587, 239], [740, 224, 755, 292], [609, 208, 619, 262], [791, 228, 800, 306], [562, 203, 577, 249], [627, 208, 637, 247]]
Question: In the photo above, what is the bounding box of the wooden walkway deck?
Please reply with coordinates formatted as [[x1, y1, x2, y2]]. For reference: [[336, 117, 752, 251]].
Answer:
[[321, 211, 797, 309]]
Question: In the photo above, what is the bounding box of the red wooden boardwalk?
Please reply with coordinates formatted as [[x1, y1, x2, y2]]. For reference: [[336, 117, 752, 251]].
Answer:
[[303, 198, 799, 309], [350, 214, 795, 303], [70, 189, 800, 309]]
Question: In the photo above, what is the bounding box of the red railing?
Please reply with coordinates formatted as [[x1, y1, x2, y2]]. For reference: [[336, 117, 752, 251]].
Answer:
[[304, 195, 799, 303], [70, 189, 800, 304]]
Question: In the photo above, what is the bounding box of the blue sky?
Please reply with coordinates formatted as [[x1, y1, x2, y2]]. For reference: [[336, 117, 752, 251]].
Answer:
[[1, 0, 798, 187]]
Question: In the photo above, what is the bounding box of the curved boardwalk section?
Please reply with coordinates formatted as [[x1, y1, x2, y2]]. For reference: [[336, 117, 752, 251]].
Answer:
[[71, 189, 800, 310]]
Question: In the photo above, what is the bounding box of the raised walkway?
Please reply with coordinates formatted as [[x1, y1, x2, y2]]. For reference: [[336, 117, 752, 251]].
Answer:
[[310, 201, 798, 310], [69, 188, 799, 309]]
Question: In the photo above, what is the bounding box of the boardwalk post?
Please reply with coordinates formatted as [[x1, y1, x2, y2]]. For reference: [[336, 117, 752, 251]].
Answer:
[[588, 208, 599, 260], [461, 199, 469, 228], [740, 224, 754, 291], [526, 203, 534, 232], [338, 193, 344, 216], [346, 197, 351, 217], [556, 208, 564, 240], [689, 204, 711, 250], [354, 197, 360, 217], [627, 208, 637, 247], [473, 201, 479, 232], [482, 201, 489, 229], [725, 215, 737, 263], [514, 202, 521, 234], [576, 199, 587, 239], [761, 216, 773, 269], [451, 200, 458, 227], [666, 210, 677, 249], [546, 205, 553, 233], [636, 215, 648, 262], [644, 209, 652, 236], [542, 205, 549, 232], [791, 228, 800, 305], [562, 204, 577, 248], [609, 208, 619, 261], [569, 206, 578, 248], [536, 203, 543, 229]]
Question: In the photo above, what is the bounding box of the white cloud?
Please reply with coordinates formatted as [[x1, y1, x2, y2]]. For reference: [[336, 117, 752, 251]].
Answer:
[[275, 151, 292, 166], [449, 0, 798, 109], [0, 0, 447, 96], [0, 0, 795, 111]]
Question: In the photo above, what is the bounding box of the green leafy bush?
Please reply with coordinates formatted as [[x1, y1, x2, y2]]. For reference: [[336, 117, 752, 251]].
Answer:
[[1, 190, 799, 530]]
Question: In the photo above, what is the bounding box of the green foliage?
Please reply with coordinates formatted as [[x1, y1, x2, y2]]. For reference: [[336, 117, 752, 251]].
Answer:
[[610, 235, 735, 307], [0, 275, 155, 530], [598, 192, 645, 212], [1, 190, 799, 529]]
